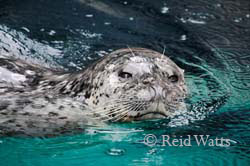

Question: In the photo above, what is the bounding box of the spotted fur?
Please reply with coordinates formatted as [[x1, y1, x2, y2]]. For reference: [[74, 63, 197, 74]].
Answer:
[[0, 48, 187, 137]]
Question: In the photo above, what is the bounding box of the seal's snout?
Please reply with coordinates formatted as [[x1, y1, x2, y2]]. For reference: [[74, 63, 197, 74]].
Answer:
[[142, 76, 154, 85], [151, 85, 166, 101]]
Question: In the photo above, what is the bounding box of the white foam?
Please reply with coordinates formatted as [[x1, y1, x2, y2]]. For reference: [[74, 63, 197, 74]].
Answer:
[[161, 7, 169, 14]]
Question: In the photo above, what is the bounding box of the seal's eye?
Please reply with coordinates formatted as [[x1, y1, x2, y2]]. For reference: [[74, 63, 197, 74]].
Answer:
[[118, 71, 133, 79], [168, 75, 178, 83]]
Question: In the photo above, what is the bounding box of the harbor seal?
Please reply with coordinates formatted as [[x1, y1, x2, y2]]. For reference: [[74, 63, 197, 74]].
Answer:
[[0, 48, 187, 136]]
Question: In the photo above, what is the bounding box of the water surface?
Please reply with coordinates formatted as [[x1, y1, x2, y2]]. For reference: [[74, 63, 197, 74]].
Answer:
[[0, 0, 249, 165]]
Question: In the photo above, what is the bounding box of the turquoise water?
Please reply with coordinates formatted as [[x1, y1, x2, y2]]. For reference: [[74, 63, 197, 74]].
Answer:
[[0, 0, 250, 165]]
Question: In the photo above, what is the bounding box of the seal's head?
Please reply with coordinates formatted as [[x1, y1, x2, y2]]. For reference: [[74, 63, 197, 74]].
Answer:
[[84, 48, 187, 122]]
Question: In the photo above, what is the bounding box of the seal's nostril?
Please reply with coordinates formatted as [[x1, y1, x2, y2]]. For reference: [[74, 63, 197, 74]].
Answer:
[[143, 77, 154, 85], [150, 85, 165, 100], [162, 87, 169, 99], [162, 91, 166, 99], [143, 80, 150, 85]]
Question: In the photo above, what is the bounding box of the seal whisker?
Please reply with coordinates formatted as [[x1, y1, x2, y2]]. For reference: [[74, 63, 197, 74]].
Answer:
[[104, 102, 142, 122], [106, 109, 130, 122], [102, 107, 132, 122], [161, 46, 166, 60], [0, 47, 187, 136], [127, 45, 136, 57], [90, 102, 135, 120], [112, 102, 145, 122], [89, 102, 130, 114], [85, 97, 143, 116], [111, 102, 141, 121], [111, 110, 130, 122], [111, 101, 145, 122], [130, 101, 145, 112]]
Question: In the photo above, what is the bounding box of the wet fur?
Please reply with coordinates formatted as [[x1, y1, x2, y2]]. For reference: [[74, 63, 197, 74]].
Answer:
[[0, 48, 187, 137]]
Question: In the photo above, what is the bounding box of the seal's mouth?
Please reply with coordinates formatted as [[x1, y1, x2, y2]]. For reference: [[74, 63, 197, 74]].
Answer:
[[90, 93, 186, 122], [138, 111, 168, 118], [122, 111, 168, 122]]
